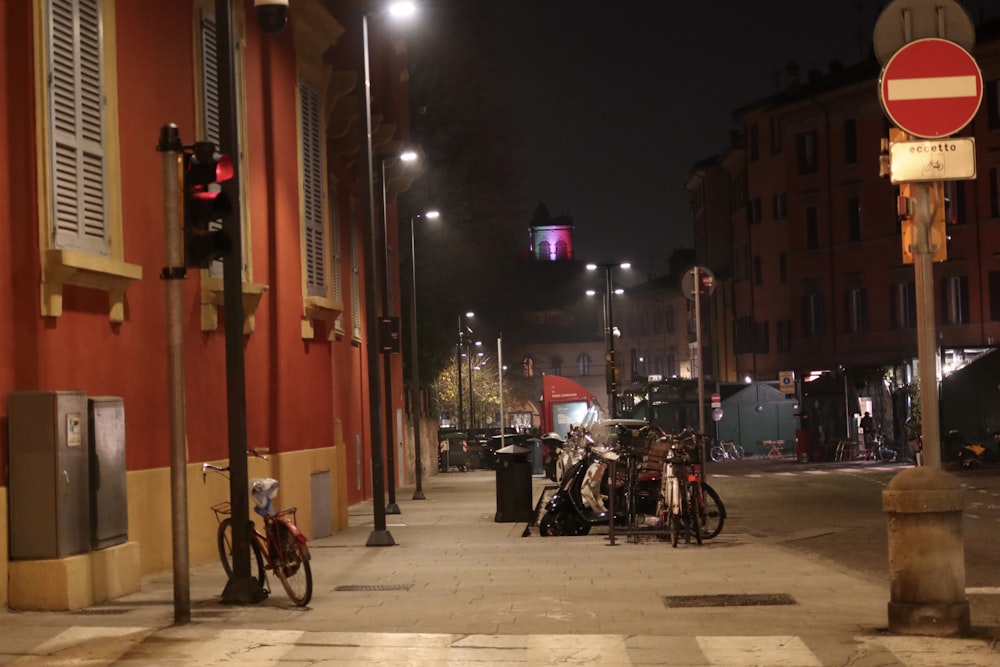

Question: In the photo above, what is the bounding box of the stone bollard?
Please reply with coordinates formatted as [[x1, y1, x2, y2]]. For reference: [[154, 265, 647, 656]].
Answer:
[[882, 466, 969, 636]]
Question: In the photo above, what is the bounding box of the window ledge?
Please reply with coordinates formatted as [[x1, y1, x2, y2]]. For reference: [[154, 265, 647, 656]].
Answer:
[[201, 276, 269, 334], [41, 249, 143, 322], [302, 295, 344, 340]]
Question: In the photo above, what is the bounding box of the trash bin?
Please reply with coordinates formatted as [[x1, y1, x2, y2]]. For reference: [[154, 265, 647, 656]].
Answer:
[[526, 437, 544, 476], [495, 444, 532, 523]]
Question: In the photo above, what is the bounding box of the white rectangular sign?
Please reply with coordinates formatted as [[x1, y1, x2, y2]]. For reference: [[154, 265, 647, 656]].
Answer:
[[889, 137, 976, 183]]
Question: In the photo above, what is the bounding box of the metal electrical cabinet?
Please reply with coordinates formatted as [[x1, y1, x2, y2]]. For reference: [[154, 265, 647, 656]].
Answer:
[[88, 396, 128, 549], [8, 390, 91, 559]]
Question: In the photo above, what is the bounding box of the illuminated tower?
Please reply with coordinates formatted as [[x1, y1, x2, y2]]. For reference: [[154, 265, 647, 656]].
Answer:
[[528, 202, 574, 262]]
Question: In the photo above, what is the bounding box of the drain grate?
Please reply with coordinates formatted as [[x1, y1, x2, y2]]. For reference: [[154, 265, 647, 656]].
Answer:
[[665, 593, 796, 608], [334, 584, 412, 592], [74, 608, 133, 615]]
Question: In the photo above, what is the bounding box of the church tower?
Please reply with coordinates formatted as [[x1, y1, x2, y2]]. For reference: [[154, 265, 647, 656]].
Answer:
[[528, 202, 574, 261]]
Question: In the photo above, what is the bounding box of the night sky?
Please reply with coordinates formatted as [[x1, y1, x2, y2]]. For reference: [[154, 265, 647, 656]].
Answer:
[[409, 0, 1000, 282]]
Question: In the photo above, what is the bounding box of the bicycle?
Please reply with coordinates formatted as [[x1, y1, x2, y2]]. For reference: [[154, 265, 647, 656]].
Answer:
[[675, 431, 726, 541], [202, 450, 313, 607], [709, 439, 744, 462]]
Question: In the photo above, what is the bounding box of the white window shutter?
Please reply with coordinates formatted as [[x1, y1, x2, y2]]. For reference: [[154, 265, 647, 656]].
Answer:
[[299, 78, 325, 297]]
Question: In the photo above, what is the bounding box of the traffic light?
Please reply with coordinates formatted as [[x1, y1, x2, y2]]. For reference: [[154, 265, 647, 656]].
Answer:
[[183, 141, 233, 268]]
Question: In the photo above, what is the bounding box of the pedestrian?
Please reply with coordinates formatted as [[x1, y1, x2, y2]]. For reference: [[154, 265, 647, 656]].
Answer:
[[860, 412, 874, 445]]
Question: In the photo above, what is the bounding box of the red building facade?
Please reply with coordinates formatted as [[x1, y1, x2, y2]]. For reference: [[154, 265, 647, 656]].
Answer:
[[1, 0, 415, 608]]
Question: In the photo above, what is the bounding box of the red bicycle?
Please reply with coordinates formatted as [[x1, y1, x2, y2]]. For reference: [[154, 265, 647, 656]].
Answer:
[[203, 450, 312, 606]]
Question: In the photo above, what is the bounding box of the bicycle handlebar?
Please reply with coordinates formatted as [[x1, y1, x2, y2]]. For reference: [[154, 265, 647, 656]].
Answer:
[[201, 448, 270, 481]]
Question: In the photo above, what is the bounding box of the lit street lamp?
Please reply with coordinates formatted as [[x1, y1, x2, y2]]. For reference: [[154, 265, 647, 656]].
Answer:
[[587, 261, 630, 418], [407, 209, 439, 500], [378, 150, 418, 516], [358, 0, 417, 547], [457, 312, 474, 429]]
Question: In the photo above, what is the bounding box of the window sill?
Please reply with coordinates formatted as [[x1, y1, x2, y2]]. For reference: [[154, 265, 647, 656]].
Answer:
[[302, 295, 344, 340], [200, 276, 269, 334], [41, 249, 143, 322]]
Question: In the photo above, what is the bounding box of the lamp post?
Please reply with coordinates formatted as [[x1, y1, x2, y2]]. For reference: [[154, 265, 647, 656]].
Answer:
[[457, 312, 474, 429], [378, 151, 417, 516], [587, 262, 630, 418], [407, 209, 438, 500], [357, 0, 416, 547]]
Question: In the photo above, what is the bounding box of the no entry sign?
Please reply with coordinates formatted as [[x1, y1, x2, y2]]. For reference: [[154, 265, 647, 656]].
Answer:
[[879, 38, 982, 139]]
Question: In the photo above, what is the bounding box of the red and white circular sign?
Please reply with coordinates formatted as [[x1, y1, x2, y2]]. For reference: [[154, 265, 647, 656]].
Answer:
[[879, 38, 983, 139]]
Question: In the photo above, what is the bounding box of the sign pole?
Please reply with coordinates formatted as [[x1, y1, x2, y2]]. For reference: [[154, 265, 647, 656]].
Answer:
[[911, 182, 941, 467], [694, 267, 705, 437]]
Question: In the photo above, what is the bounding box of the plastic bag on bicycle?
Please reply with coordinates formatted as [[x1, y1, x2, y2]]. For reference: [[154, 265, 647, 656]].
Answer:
[[251, 477, 279, 517]]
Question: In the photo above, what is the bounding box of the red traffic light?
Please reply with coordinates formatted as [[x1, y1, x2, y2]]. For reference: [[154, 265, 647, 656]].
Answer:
[[183, 141, 234, 268]]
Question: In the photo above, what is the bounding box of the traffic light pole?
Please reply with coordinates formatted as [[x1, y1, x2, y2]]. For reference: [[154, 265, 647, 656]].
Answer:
[[157, 124, 191, 624], [216, 0, 264, 603]]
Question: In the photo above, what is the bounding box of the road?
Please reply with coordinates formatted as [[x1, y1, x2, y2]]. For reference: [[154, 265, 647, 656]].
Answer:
[[704, 458, 1000, 626]]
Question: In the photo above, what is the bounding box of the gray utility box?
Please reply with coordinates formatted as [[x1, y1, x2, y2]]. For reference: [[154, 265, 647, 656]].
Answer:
[[88, 396, 128, 549], [8, 390, 91, 559]]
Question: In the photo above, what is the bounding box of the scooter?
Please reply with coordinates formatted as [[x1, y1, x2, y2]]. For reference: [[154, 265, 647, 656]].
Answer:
[[539, 445, 663, 536]]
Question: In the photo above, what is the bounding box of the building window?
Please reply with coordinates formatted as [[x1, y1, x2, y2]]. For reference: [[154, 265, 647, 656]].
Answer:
[[577, 353, 591, 376], [990, 272, 1000, 321], [522, 356, 534, 378], [350, 199, 362, 340], [748, 123, 759, 161], [844, 118, 858, 164], [665, 305, 675, 333], [770, 116, 782, 153], [773, 192, 787, 220], [805, 206, 819, 250], [667, 349, 677, 377], [299, 77, 327, 298], [797, 130, 818, 174], [890, 281, 916, 330], [803, 292, 825, 337], [988, 79, 1000, 130], [330, 179, 344, 334], [550, 355, 562, 376], [554, 240, 568, 259], [652, 307, 663, 334], [753, 256, 763, 286], [779, 253, 788, 283], [942, 275, 969, 325], [847, 195, 861, 243], [845, 287, 868, 333], [748, 198, 762, 223], [776, 319, 791, 353]]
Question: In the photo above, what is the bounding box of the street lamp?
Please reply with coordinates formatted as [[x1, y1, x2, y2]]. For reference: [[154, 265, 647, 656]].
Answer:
[[358, 0, 416, 547], [587, 261, 630, 418], [457, 312, 474, 429], [378, 150, 418, 516], [407, 209, 439, 500], [468, 339, 482, 430]]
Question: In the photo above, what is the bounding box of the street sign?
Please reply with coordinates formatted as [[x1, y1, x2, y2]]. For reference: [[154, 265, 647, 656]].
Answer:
[[879, 38, 983, 139], [889, 137, 976, 183], [872, 0, 975, 65], [778, 371, 795, 395], [711, 392, 721, 408]]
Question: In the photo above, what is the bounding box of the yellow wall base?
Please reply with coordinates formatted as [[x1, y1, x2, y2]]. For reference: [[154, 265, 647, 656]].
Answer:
[[7, 541, 141, 611], [0, 488, 8, 608]]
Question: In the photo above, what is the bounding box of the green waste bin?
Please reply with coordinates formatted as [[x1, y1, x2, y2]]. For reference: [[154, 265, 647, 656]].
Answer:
[[495, 444, 532, 523]]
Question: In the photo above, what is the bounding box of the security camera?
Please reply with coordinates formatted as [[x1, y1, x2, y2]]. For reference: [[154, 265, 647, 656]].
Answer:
[[254, 0, 288, 34]]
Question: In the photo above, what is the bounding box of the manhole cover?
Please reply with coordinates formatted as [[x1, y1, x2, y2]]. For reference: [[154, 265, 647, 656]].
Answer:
[[664, 593, 796, 608], [334, 584, 412, 592]]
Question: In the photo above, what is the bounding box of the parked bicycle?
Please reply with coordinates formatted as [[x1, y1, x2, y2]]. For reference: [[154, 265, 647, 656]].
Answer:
[[202, 449, 313, 607], [709, 439, 744, 462], [657, 430, 726, 546]]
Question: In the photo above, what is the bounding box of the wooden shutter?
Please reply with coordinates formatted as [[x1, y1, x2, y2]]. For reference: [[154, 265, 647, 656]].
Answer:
[[200, 9, 221, 146], [48, 0, 109, 254], [299, 78, 326, 297]]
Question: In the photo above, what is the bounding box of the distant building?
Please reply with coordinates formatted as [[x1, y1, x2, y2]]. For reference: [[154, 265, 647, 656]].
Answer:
[[528, 202, 574, 261]]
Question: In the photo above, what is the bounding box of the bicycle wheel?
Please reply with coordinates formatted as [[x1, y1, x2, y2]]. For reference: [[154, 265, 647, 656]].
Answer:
[[217, 518, 265, 585], [687, 484, 702, 545], [270, 521, 313, 607], [877, 443, 896, 463], [698, 483, 726, 540], [733, 445, 744, 461], [709, 445, 724, 462]]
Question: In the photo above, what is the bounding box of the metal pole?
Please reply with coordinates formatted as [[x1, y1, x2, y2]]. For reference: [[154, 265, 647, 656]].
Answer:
[[605, 267, 618, 418], [695, 267, 705, 436], [379, 159, 399, 515], [216, 0, 264, 603], [912, 182, 941, 467], [456, 316, 464, 430], [158, 124, 190, 623], [360, 12, 394, 546], [468, 344, 475, 430], [498, 335, 505, 447], [408, 215, 425, 499]]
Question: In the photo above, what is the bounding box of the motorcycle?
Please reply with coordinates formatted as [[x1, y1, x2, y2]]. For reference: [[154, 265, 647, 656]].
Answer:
[[539, 420, 663, 536]]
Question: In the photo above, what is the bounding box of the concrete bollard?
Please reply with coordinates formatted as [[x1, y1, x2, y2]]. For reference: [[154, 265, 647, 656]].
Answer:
[[882, 466, 969, 637]]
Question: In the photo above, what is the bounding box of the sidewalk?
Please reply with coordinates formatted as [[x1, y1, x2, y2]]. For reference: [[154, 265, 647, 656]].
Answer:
[[1, 469, 998, 665]]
